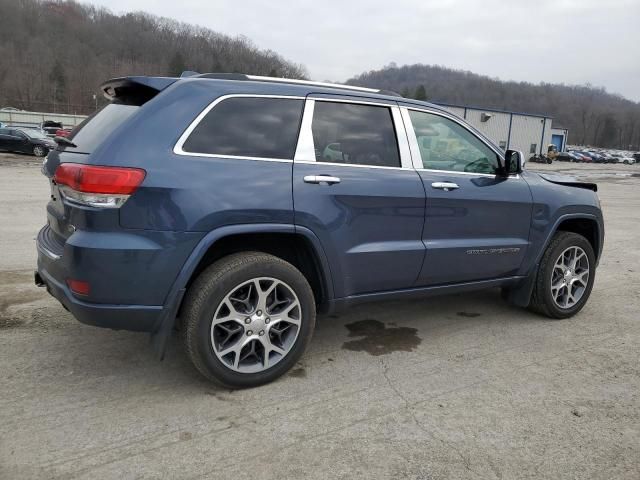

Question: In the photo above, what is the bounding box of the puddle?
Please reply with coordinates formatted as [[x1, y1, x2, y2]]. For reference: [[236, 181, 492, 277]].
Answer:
[[342, 319, 421, 356]]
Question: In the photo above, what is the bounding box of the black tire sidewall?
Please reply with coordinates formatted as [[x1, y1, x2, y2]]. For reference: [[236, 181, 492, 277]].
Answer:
[[189, 256, 315, 388], [539, 233, 596, 318]]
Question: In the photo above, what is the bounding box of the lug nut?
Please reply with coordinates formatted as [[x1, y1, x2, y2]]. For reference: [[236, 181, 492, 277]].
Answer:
[[246, 330, 253, 336], [259, 330, 265, 336], [257, 310, 262, 316], [245, 317, 251, 324]]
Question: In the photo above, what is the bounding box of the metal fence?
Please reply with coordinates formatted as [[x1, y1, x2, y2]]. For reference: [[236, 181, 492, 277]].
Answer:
[[0, 110, 87, 128]]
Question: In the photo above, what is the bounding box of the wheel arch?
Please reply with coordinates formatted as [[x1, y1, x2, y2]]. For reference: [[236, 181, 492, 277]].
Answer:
[[555, 216, 601, 261], [183, 227, 333, 311], [508, 213, 603, 308], [151, 224, 334, 358]]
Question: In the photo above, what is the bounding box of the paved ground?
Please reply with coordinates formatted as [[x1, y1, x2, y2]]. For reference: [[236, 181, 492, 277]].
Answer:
[[1, 153, 639, 479]]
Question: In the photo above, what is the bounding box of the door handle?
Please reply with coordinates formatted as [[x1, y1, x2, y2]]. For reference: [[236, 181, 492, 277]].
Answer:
[[431, 182, 459, 191], [303, 175, 341, 185]]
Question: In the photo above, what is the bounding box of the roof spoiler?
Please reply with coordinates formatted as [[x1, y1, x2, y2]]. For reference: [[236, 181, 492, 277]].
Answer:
[[100, 76, 178, 103]]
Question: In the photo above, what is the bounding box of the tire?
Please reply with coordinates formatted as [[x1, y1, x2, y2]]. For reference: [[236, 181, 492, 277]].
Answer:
[[182, 252, 316, 388], [33, 145, 47, 157], [529, 232, 596, 319]]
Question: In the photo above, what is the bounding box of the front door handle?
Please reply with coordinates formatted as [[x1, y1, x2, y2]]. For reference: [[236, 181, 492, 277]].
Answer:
[[431, 181, 459, 191], [303, 175, 341, 185]]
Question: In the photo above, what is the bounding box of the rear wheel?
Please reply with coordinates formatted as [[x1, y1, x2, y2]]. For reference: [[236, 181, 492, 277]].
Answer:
[[182, 252, 316, 388], [529, 232, 596, 319]]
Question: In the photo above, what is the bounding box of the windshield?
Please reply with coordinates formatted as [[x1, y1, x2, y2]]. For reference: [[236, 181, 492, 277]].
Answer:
[[18, 128, 49, 140]]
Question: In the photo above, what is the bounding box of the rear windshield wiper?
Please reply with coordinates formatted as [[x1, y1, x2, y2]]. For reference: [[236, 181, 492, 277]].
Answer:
[[54, 136, 77, 148]]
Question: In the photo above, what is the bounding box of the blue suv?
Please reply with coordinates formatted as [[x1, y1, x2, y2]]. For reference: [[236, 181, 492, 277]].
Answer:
[[36, 73, 604, 387]]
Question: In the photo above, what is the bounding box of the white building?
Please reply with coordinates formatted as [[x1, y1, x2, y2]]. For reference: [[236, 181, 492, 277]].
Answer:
[[435, 103, 568, 155]]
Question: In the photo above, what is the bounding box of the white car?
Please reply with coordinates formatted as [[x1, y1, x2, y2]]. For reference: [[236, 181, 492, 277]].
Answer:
[[610, 153, 635, 165]]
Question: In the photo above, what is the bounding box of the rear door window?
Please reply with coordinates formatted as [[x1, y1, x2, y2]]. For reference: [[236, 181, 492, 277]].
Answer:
[[181, 97, 304, 159], [311, 101, 400, 168]]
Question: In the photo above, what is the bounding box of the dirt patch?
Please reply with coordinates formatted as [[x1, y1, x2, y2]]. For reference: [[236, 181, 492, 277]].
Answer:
[[0, 289, 47, 316], [0, 317, 24, 329], [289, 367, 307, 378], [0, 270, 35, 286], [342, 319, 421, 356]]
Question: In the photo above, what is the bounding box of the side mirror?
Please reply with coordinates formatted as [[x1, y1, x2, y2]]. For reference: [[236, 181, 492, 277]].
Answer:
[[504, 150, 524, 175]]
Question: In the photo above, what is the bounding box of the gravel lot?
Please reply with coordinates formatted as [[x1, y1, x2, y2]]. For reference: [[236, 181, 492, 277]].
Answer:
[[1, 152, 639, 479]]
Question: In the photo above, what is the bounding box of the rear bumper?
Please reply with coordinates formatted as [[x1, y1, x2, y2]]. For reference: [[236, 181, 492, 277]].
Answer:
[[35, 267, 162, 332], [35, 224, 201, 332]]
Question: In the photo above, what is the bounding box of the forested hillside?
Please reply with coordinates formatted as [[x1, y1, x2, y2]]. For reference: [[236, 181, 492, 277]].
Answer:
[[347, 64, 640, 149], [0, 0, 306, 114]]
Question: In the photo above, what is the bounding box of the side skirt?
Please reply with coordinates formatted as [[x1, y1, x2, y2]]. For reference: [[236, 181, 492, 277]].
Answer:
[[327, 275, 526, 313]]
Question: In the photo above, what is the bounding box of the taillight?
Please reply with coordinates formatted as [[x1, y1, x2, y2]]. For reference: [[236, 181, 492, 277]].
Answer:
[[54, 163, 146, 208]]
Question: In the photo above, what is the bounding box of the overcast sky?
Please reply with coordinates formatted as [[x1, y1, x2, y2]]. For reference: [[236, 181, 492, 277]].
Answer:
[[88, 0, 640, 102]]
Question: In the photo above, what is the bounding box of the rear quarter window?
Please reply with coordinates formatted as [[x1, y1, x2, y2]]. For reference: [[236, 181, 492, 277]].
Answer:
[[180, 97, 304, 159]]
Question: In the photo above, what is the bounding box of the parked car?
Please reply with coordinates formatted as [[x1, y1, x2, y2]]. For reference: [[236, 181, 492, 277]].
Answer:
[[599, 152, 616, 163], [633, 153, 640, 162], [40, 120, 64, 137], [0, 127, 56, 156], [572, 152, 590, 162], [587, 151, 607, 163], [0, 121, 5, 128], [578, 151, 598, 163], [36, 73, 604, 388], [557, 151, 583, 162], [610, 153, 635, 165]]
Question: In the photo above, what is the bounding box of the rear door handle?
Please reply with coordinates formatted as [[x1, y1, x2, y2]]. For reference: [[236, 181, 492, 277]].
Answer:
[[431, 182, 459, 191], [303, 175, 341, 185]]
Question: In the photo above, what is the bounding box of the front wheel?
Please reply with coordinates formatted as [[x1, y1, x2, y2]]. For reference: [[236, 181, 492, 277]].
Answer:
[[529, 232, 596, 319], [182, 252, 316, 388]]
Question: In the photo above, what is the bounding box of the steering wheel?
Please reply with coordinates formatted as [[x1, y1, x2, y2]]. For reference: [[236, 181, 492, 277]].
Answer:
[[464, 157, 492, 173]]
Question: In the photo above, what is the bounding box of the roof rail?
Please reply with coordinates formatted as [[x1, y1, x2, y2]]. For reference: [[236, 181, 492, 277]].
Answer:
[[188, 72, 383, 94]]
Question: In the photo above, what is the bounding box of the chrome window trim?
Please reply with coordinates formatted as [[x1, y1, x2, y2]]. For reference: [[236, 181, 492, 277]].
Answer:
[[400, 106, 521, 179], [173, 94, 305, 161], [293, 97, 413, 170]]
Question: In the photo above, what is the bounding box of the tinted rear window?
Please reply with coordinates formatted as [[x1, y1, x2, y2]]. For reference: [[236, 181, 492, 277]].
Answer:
[[66, 104, 139, 153], [182, 97, 303, 159]]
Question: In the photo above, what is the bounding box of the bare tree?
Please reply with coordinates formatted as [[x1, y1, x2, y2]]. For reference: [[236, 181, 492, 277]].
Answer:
[[0, 0, 308, 114]]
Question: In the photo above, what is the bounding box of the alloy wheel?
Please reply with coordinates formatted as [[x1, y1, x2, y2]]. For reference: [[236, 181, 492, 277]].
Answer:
[[210, 277, 301, 373], [550, 246, 590, 309]]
